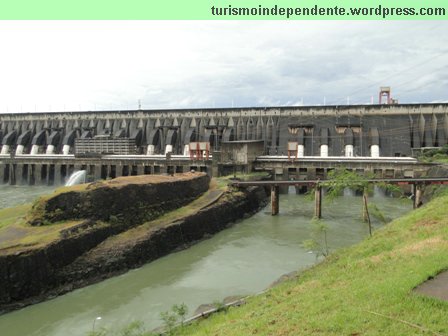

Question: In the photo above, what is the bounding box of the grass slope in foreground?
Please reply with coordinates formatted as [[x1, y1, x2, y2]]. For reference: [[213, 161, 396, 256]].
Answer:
[[177, 192, 448, 336]]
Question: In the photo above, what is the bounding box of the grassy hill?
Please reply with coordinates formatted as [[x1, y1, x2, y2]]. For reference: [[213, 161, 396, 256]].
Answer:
[[175, 190, 448, 336]]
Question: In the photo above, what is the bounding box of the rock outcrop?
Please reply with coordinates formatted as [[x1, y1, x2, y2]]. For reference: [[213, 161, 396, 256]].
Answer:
[[0, 173, 268, 314], [28, 173, 209, 226]]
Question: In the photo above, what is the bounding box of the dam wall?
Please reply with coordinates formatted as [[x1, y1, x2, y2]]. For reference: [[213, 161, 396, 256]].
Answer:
[[0, 103, 446, 184], [1, 104, 448, 157]]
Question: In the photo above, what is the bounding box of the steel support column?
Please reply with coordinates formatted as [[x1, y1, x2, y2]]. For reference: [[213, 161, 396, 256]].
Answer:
[[314, 184, 322, 218], [271, 185, 279, 216]]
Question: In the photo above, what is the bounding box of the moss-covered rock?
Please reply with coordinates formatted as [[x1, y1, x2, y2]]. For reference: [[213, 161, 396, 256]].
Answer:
[[28, 173, 210, 226]]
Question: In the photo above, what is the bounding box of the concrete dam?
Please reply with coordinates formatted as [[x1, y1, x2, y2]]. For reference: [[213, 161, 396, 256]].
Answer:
[[1, 103, 447, 185]]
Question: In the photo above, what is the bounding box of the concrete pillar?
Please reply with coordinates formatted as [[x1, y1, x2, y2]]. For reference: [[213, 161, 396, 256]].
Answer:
[[9, 164, 16, 185], [345, 145, 354, 157], [137, 165, 144, 176], [0, 164, 4, 184], [94, 165, 102, 180], [35, 165, 43, 185], [103, 165, 110, 179], [413, 183, 423, 209], [371, 145, 380, 158], [314, 184, 322, 219], [27, 164, 33, 185], [46, 165, 51, 185], [54, 165, 61, 185], [297, 145, 305, 157], [320, 145, 328, 157], [16, 164, 24, 185], [271, 185, 279, 216], [116, 165, 123, 177]]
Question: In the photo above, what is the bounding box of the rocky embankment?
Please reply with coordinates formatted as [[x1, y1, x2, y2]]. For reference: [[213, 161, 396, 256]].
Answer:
[[0, 173, 267, 313]]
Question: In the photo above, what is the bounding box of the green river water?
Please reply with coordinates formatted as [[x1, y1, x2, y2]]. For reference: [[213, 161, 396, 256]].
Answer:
[[0, 185, 411, 336]]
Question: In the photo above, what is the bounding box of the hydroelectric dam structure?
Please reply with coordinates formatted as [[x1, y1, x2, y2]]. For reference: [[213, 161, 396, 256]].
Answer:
[[1, 103, 447, 185]]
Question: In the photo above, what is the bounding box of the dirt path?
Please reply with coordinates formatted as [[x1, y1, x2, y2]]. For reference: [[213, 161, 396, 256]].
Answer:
[[0, 226, 28, 245]]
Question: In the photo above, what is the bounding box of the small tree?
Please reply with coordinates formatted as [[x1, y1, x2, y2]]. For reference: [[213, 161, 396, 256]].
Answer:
[[322, 168, 401, 236], [160, 303, 189, 335], [302, 217, 330, 260], [160, 310, 178, 335], [172, 303, 188, 326]]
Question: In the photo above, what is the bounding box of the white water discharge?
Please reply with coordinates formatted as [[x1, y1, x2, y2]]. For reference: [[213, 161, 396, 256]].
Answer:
[[62, 145, 70, 155], [165, 144, 173, 154], [30, 145, 39, 155], [65, 170, 87, 186], [183, 144, 190, 156], [15, 145, 24, 155], [146, 145, 155, 155], [297, 144, 304, 157], [345, 144, 354, 157], [320, 144, 328, 157], [46, 145, 55, 155], [0, 145, 9, 155], [371, 145, 380, 157]]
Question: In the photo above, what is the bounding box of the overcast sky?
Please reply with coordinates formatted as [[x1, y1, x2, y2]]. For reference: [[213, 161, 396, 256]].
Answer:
[[0, 21, 447, 113]]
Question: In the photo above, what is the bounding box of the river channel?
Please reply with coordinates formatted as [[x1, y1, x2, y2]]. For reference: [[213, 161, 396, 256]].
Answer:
[[0, 185, 411, 336]]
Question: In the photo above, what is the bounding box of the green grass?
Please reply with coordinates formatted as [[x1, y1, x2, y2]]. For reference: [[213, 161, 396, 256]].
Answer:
[[419, 155, 448, 164], [0, 175, 220, 255], [0, 204, 30, 230], [173, 192, 448, 335], [416, 145, 448, 163], [0, 194, 90, 254], [0, 189, 89, 254]]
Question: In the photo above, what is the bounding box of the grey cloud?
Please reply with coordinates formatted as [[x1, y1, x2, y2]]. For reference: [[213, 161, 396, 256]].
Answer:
[[0, 21, 447, 113]]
